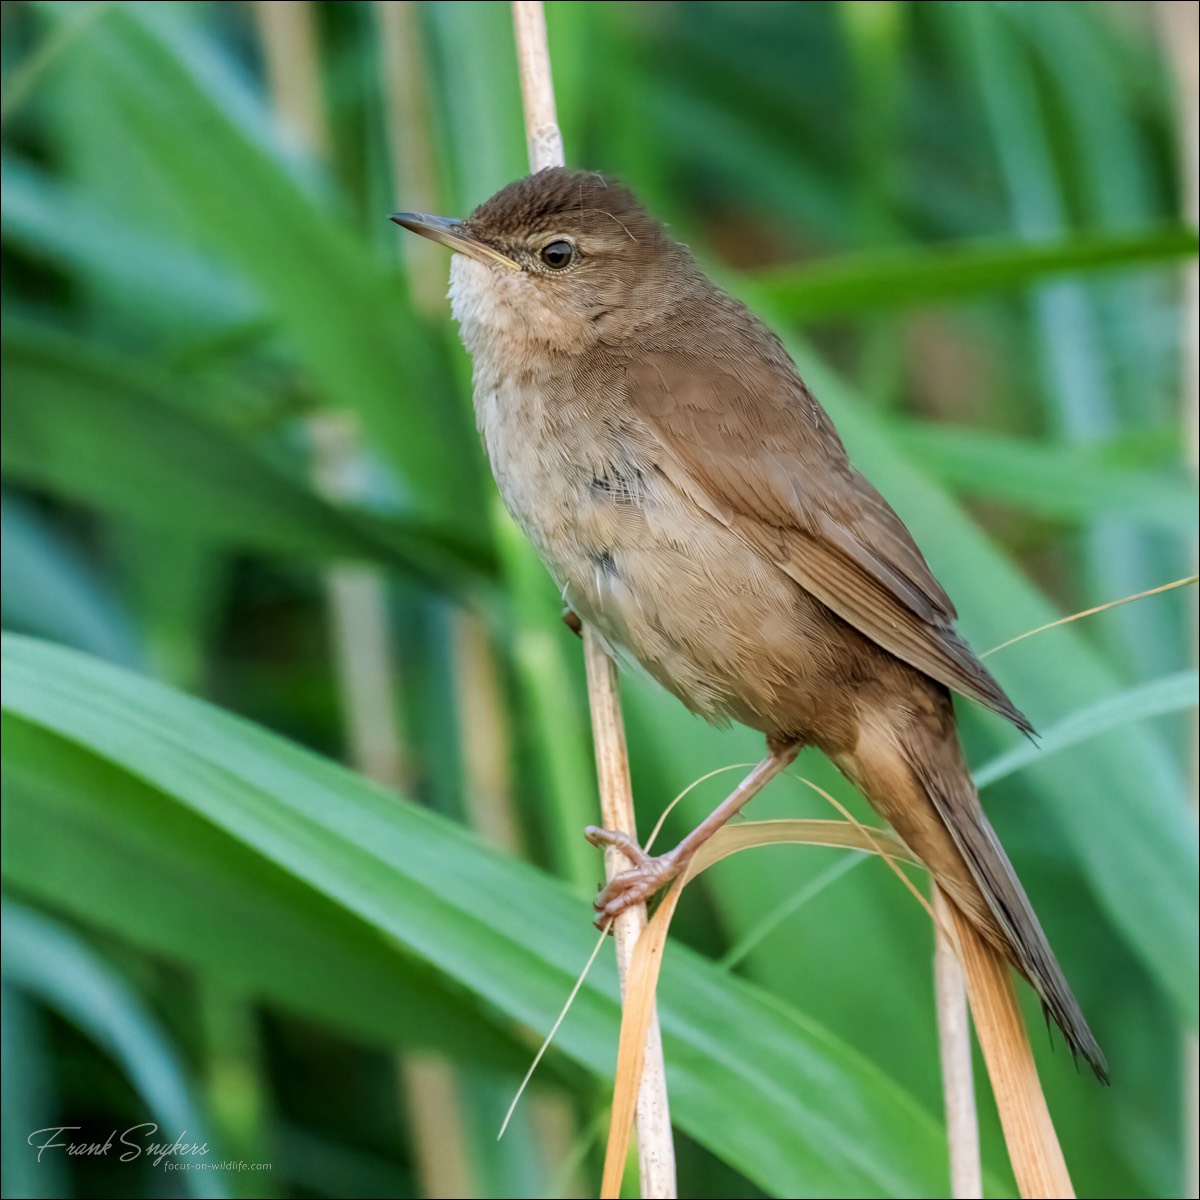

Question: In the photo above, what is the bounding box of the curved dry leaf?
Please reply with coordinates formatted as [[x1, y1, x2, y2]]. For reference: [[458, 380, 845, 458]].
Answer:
[[602, 817, 913, 1198], [601, 878, 686, 1199], [602, 815, 1072, 1200], [689, 818, 915, 876]]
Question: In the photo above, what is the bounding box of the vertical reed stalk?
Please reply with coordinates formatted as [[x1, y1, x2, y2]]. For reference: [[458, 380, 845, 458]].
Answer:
[[379, 3, 586, 1192], [583, 634, 677, 1197], [943, 900, 1074, 1198], [932, 886, 982, 1199], [511, 4, 677, 1194]]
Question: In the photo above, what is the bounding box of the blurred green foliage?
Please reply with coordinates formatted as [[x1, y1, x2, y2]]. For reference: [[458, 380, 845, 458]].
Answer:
[[1, 3, 1196, 1198]]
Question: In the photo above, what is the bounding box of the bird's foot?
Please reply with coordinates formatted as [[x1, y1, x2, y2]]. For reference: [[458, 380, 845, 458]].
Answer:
[[585, 826, 684, 926]]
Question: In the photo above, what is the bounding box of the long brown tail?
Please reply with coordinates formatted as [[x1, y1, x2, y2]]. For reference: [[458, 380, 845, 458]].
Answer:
[[836, 701, 1109, 1082]]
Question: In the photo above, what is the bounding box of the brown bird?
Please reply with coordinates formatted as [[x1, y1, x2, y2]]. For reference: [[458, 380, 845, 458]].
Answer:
[[392, 168, 1107, 1080]]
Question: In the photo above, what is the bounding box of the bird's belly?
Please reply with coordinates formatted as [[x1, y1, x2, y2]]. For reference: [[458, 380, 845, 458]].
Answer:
[[566, 487, 857, 738], [476, 379, 855, 740]]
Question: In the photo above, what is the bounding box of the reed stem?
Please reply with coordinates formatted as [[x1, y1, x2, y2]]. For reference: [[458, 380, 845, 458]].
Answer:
[[933, 886, 982, 1199], [510, 5, 677, 1193]]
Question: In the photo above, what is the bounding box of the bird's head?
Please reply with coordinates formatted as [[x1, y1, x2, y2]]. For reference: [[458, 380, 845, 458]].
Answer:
[[392, 168, 687, 356]]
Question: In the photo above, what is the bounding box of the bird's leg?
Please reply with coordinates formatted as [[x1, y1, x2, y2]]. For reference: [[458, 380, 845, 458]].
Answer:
[[586, 736, 802, 923]]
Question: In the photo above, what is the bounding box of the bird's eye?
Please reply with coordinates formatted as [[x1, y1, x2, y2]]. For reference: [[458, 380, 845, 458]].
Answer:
[[540, 240, 574, 270]]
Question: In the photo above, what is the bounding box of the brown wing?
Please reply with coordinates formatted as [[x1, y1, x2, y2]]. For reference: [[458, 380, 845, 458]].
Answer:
[[626, 351, 1033, 734]]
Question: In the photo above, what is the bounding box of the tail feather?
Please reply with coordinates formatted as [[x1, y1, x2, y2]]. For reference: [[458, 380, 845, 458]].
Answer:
[[911, 741, 1109, 1082], [841, 708, 1108, 1083]]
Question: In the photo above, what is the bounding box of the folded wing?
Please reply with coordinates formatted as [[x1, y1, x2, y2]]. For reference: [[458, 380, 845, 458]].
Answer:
[[625, 351, 1033, 735]]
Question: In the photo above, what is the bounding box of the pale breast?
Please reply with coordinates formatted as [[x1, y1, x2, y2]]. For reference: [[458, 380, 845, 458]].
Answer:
[[453, 260, 856, 739], [471, 367, 852, 737], [474, 371, 644, 590]]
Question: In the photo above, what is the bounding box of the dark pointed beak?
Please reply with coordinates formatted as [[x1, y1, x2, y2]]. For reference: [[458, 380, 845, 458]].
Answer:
[[389, 212, 519, 271]]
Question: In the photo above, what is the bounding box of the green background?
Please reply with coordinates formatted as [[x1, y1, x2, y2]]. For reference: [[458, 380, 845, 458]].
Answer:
[[1, 2, 1196, 1197]]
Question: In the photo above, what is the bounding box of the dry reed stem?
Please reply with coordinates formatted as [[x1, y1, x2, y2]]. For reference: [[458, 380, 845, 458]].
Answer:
[[378, 2, 528, 1192], [583, 630, 677, 1198], [983, 574, 1198, 657], [378, 0, 447, 314], [599, 875, 686, 1200], [512, 1, 565, 174], [933, 887, 982, 1199], [253, 0, 329, 155], [511, 4, 677, 1194], [379, 0, 526, 858], [943, 902, 1075, 1198]]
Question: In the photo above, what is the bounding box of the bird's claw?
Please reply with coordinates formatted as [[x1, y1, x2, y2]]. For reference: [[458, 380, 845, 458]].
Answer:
[[586, 827, 681, 927], [584, 825, 649, 868]]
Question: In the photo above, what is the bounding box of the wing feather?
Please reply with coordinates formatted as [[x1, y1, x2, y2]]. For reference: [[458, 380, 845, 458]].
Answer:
[[625, 352, 1032, 734]]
